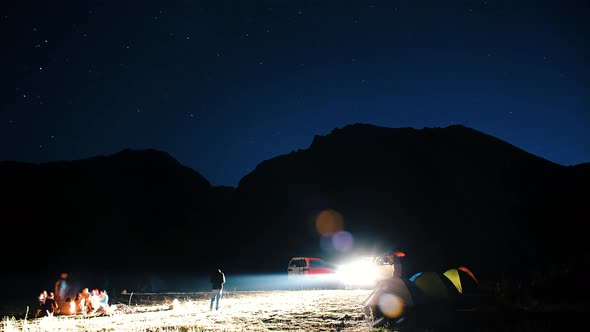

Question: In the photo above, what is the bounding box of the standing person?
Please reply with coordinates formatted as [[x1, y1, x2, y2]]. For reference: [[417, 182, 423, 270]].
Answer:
[[392, 250, 405, 277], [54, 272, 69, 308], [209, 268, 225, 311], [383, 250, 406, 277]]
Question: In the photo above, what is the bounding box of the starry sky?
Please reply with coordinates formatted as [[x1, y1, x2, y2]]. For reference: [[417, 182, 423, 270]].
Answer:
[[1, 0, 589, 187]]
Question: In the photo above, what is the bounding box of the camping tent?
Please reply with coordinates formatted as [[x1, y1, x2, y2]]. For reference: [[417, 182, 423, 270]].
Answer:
[[443, 266, 481, 310], [364, 272, 460, 330], [409, 271, 458, 304], [443, 266, 479, 295], [365, 268, 484, 329], [363, 272, 458, 328], [363, 277, 416, 328]]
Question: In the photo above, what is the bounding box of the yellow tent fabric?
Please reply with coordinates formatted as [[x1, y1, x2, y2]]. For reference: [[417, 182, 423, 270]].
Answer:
[[443, 267, 479, 295], [443, 268, 463, 294], [413, 272, 450, 299]]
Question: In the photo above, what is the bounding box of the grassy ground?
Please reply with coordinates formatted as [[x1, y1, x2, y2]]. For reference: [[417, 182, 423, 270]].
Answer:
[[1, 288, 587, 331], [1, 289, 373, 331]]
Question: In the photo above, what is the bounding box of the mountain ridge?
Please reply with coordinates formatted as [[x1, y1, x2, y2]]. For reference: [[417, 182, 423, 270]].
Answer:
[[0, 123, 588, 302]]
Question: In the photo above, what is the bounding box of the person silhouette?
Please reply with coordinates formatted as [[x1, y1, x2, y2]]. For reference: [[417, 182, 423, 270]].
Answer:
[[209, 268, 225, 311], [54, 272, 69, 309]]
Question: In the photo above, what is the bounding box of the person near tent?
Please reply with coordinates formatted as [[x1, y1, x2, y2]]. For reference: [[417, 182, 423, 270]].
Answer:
[[384, 250, 406, 277]]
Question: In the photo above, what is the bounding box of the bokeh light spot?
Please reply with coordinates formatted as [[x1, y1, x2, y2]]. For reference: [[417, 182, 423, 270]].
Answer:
[[315, 209, 344, 236], [378, 292, 404, 318], [332, 231, 353, 252]]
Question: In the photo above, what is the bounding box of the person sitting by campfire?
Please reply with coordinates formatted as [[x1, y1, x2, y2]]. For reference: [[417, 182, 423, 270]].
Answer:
[[98, 289, 109, 311], [34, 290, 47, 318], [81, 288, 93, 314], [41, 292, 59, 316], [74, 292, 85, 314]]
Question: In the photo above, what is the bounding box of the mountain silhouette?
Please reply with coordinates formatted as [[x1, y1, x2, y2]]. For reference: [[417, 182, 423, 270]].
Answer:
[[233, 124, 587, 277], [1, 124, 588, 302]]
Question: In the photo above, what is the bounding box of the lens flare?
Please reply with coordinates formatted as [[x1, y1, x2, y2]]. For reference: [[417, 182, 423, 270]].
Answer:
[[378, 292, 404, 318], [332, 231, 353, 252], [315, 209, 343, 236]]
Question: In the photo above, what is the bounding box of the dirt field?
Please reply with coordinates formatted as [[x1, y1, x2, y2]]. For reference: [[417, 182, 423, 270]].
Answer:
[[2, 288, 586, 331], [1, 289, 374, 331]]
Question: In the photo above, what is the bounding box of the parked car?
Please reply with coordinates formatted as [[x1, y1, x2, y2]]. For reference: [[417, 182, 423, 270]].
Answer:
[[287, 257, 336, 277]]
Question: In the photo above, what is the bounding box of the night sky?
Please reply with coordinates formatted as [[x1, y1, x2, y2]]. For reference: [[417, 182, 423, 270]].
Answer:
[[2, 0, 588, 187]]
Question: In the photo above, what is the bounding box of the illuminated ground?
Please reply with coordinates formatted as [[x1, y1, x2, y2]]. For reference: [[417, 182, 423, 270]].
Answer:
[[1, 289, 373, 331]]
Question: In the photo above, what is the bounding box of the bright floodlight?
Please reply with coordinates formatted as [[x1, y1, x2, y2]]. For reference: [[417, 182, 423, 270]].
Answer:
[[337, 256, 380, 287]]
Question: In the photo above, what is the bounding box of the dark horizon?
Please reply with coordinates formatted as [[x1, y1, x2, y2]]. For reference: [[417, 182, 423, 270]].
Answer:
[[1, 122, 588, 318], [1, 123, 589, 187]]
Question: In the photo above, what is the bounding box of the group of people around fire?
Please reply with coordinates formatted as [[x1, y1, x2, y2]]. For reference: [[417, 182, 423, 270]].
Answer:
[[35, 269, 227, 318], [35, 273, 109, 317]]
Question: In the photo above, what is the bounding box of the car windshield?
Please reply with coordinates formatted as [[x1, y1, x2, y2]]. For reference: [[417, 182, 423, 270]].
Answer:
[[310, 260, 335, 269], [290, 259, 306, 268]]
